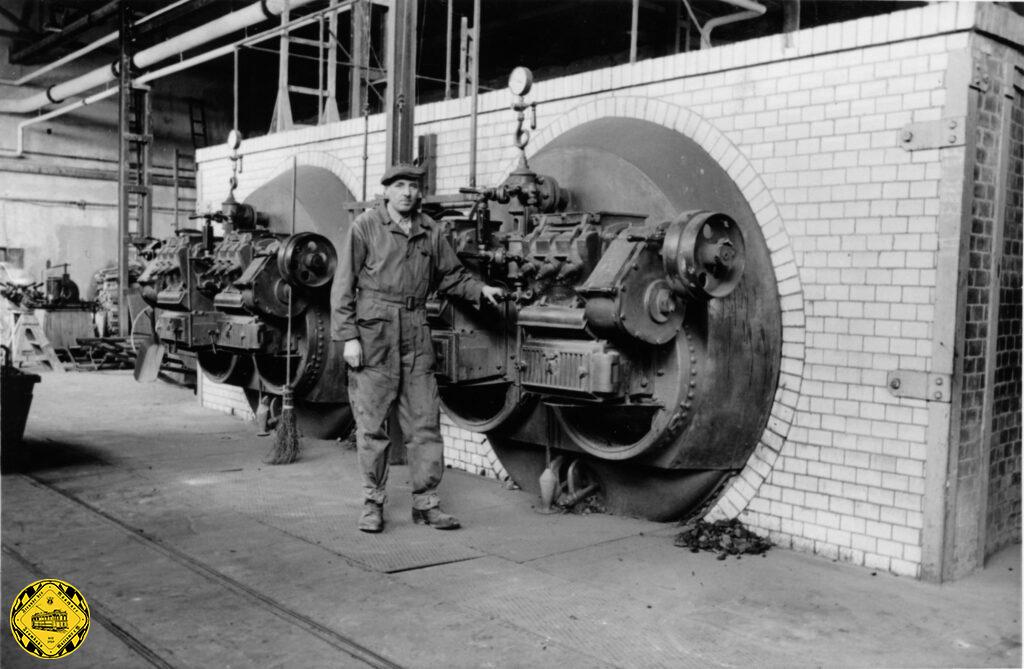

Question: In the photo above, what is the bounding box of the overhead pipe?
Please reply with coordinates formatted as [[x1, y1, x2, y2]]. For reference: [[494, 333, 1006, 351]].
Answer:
[[700, 0, 766, 48], [0, 0, 194, 87], [0, 87, 117, 158], [0, 2, 356, 157], [0, 0, 318, 115], [9, 0, 121, 66], [0, 43, 238, 158]]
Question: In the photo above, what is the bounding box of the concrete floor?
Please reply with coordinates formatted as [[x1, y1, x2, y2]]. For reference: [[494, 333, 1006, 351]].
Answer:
[[1, 370, 1020, 669]]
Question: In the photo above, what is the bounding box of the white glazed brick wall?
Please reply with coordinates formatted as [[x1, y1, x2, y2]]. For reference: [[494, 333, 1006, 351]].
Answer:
[[197, 371, 255, 419], [196, 3, 985, 576]]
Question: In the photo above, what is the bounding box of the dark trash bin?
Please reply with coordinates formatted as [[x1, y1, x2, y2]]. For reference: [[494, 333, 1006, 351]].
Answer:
[[2, 346, 41, 448]]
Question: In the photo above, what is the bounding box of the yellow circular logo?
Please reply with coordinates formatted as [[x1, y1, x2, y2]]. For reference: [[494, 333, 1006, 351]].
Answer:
[[9, 579, 90, 659]]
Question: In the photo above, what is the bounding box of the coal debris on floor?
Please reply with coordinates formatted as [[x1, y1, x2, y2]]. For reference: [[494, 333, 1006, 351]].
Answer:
[[673, 518, 772, 559], [563, 492, 607, 515], [543, 492, 607, 515]]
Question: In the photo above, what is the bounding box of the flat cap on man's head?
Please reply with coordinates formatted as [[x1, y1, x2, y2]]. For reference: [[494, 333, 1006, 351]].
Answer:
[[381, 163, 425, 186]]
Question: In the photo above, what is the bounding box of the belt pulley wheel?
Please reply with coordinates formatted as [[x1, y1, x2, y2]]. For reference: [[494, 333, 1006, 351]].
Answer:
[[662, 210, 745, 300], [277, 232, 337, 288]]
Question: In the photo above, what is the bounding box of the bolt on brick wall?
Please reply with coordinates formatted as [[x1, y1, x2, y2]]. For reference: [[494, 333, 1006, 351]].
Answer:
[[194, 3, 1022, 578]]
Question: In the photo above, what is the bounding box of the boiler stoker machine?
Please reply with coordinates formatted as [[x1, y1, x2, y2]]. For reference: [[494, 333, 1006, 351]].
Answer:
[[138, 68, 782, 521], [428, 68, 782, 519], [137, 133, 353, 437]]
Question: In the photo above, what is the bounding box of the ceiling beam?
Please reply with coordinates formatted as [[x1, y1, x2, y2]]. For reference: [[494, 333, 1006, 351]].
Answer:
[[0, 4, 38, 33], [11, 0, 121, 65]]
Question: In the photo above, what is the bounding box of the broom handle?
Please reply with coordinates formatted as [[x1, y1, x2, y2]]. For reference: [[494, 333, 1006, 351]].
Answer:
[[285, 155, 297, 389]]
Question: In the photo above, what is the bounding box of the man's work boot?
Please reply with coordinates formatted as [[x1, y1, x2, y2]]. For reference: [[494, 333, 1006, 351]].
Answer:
[[411, 507, 461, 530], [358, 501, 383, 533]]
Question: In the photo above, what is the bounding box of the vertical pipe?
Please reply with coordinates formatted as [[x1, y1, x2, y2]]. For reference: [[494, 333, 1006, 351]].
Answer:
[[674, 0, 681, 54], [117, 1, 131, 337], [272, 0, 294, 132], [384, 0, 417, 168], [629, 0, 639, 63], [324, 0, 341, 123], [444, 0, 453, 100], [362, 110, 369, 201], [458, 16, 468, 99], [318, 14, 325, 124], [233, 46, 239, 131], [291, 155, 298, 235], [783, 0, 800, 48], [468, 0, 480, 187], [173, 148, 180, 231], [384, 0, 397, 165], [142, 88, 152, 237], [350, 0, 367, 119], [285, 155, 297, 385]]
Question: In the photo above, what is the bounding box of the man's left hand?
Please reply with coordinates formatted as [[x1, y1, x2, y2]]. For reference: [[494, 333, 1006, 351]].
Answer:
[[481, 285, 505, 306]]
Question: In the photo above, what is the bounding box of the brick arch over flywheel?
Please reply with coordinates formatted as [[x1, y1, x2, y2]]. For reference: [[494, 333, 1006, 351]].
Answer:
[[258, 151, 362, 203], [499, 95, 807, 520]]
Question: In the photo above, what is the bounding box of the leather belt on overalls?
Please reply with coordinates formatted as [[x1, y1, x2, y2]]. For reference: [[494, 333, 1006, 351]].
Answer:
[[359, 288, 426, 311]]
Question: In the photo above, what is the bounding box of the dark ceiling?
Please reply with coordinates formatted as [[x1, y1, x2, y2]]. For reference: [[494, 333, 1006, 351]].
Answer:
[[5, 1, 1019, 138]]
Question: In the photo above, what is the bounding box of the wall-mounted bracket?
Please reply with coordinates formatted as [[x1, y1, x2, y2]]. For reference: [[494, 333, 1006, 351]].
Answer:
[[898, 117, 965, 151], [887, 370, 952, 402], [971, 60, 991, 92]]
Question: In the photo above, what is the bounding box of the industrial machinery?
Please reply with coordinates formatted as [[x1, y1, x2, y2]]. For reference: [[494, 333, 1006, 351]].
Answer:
[[137, 67, 780, 520], [42, 263, 82, 306], [0, 262, 86, 311], [422, 67, 782, 520], [137, 137, 352, 437]]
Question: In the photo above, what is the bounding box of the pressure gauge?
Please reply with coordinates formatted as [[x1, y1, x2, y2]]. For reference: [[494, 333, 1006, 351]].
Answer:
[[226, 129, 242, 151], [508, 67, 533, 97]]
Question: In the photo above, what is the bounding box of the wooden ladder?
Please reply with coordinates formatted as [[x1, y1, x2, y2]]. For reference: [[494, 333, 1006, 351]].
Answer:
[[10, 314, 66, 373]]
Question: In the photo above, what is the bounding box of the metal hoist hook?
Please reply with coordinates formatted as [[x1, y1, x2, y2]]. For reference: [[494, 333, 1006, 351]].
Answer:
[[513, 102, 537, 151]]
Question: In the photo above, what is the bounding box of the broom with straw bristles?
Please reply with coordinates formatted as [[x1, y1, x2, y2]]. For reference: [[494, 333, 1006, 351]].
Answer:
[[265, 157, 301, 464]]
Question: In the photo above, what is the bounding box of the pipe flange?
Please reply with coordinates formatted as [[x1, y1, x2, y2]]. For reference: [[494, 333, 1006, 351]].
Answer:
[[45, 86, 64, 105]]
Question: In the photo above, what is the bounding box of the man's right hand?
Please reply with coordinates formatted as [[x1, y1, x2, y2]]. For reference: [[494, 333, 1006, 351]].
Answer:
[[343, 339, 363, 369]]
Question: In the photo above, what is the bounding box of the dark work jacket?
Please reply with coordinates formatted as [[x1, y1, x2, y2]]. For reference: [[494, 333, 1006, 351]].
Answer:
[[330, 203, 483, 346]]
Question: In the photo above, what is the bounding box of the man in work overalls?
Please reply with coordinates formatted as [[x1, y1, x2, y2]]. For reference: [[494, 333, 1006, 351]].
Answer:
[[332, 164, 504, 533]]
